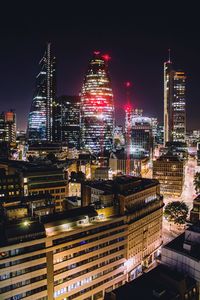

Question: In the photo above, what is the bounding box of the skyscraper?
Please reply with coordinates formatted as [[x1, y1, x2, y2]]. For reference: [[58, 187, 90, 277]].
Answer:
[[125, 109, 153, 158], [172, 71, 186, 142], [81, 52, 114, 154], [164, 56, 186, 145], [53, 95, 81, 148], [28, 43, 56, 142], [0, 110, 16, 143]]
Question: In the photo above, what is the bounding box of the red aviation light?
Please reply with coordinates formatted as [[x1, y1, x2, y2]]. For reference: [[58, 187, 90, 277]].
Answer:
[[94, 51, 100, 55], [126, 81, 131, 88], [124, 103, 132, 112], [102, 54, 111, 61]]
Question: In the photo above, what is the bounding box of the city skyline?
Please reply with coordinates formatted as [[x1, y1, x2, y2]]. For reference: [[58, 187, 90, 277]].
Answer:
[[0, 2, 199, 131]]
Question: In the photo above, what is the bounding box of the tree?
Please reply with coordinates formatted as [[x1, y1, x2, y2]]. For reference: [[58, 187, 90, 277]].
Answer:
[[194, 172, 200, 194], [164, 201, 189, 225]]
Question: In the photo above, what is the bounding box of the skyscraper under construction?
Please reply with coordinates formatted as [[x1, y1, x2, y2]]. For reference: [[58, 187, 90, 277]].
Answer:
[[28, 43, 56, 142], [81, 52, 114, 154]]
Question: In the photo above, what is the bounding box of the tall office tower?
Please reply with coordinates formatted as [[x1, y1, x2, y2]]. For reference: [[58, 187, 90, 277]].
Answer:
[[53, 96, 81, 148], [0, 110, 16, 143], [130, 116, 153, 158], [28, 43, 56, 142], [125, 109, 153, 158], [164, 59, 173, 145], [172, 71, 186, 142], [81, 52, 114, 154], [164, 56, 186, 145]]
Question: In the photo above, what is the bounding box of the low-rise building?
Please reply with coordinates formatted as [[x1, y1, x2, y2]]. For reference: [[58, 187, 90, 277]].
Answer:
[[0, 194, 55, 219], [162, 222, 200, 291], [0, 168, 22, 198], [190, 195, 200, 223], [0, 160, 67, 212], [0, 176, 163, 300], [82, 176, 163, 280], [104, 264, 198, 300], [153, 152, 184, 197], [0, 207, 127, 300]]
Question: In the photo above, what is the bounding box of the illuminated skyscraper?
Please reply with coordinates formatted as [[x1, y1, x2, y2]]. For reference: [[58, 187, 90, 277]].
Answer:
[[81, 52, 114, 154], [164, 55, 186, 145], [28, 43, 56, 142], [0, 110, 16, 143], [172, 71, 186, 142], [164, 59, 173, 145], [53, 95, 81, 148]]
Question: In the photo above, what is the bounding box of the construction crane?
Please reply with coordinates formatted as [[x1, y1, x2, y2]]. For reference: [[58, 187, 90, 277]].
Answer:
[[125, 81, 132, 175]]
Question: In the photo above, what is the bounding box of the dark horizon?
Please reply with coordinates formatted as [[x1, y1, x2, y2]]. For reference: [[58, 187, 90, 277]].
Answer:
[[0, 2, 199, 131]]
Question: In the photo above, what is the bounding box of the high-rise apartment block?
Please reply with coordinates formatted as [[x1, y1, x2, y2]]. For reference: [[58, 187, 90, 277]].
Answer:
[[164, 58, 186, 145], [81, 52, 114, 154], [28, 43, 56, 142]]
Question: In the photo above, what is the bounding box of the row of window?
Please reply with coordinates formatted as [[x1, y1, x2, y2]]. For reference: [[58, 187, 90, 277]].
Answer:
[[2, 242, 45, 259], [54, 245, 125, 276], [0, 253, 45, 268], [54, 263, 123, 298], [54, 228, 125, 257], [54, 254, 124, 286], [0, 274, 46, 294], [5, 285, 47, 300], [67, 271, 124, 300], [0, 263, 46, 281], [53, 221, 125, 249]]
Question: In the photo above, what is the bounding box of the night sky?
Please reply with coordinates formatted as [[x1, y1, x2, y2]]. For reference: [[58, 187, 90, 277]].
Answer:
[[0, 2, 199, 130]]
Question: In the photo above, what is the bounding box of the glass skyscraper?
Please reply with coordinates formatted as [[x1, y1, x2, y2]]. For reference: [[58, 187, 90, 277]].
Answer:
[[81, 52, 114, 154], [164, 58, 186, 144], [53, 95, 81, 148], [28, 43, 56, 142]]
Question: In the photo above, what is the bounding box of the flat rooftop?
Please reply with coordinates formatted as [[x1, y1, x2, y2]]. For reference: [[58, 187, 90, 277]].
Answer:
[[106, 264, 195, 300], [84, 176, 159, 196], [0, 206, 111, 246], [0, 159, 64, 173], [164, 232, 200, 261]]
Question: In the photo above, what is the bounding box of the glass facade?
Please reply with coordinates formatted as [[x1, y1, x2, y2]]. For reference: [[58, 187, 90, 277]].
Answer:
[[53, 96, 81, 148], [28, 43, 56, 142], [81, 52, 114, 154], [172, 72, 186, 142], [164, 60, 186, 144], [125, 110, 153, 158]]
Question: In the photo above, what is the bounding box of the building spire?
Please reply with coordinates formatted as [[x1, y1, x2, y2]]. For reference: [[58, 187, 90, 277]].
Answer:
[[168, 48, 171, 63]]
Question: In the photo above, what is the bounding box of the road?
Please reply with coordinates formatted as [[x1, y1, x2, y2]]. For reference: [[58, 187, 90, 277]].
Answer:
[[162, 157, 197, 244], [181, 157, 197, 211]]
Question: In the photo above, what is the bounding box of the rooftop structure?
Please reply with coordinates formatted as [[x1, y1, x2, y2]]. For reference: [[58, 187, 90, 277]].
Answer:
[[162, 222, 200, 290], [104, 264, 198, 300]]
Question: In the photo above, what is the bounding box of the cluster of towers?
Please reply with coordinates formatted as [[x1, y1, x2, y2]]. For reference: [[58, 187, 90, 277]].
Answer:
[[27, 44, 186, 154], [28, 44, 114, 154]]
